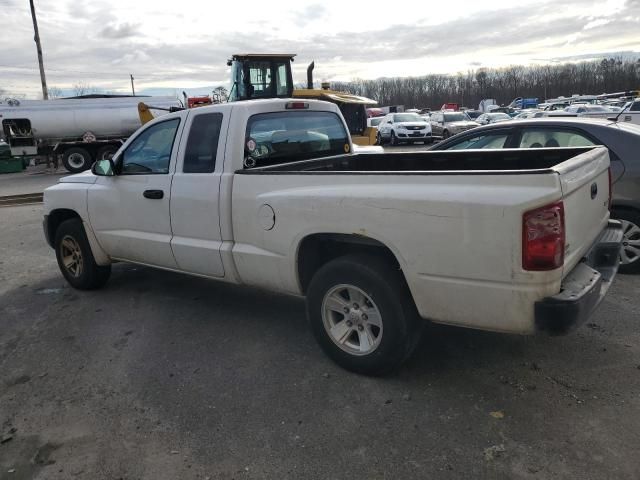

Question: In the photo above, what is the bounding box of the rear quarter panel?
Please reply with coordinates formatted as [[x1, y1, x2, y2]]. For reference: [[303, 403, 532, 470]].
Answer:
[[231, 172, 566, 334]]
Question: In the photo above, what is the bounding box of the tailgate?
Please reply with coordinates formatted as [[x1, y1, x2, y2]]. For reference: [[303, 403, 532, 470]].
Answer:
[[554, 146, 611, 276]]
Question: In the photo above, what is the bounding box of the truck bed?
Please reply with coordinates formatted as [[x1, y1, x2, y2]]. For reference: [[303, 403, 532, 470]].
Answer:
[[236, 147, 595, 174]]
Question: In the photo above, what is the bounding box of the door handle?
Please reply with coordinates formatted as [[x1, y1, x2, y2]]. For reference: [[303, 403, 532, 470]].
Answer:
[[143, 189, 164, 199]]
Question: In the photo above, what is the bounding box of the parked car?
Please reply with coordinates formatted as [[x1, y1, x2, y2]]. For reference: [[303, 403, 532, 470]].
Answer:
[[514, 110, 544, 120], [377, 112, 432, 145], [565, 104, 612, 115], [367, 117, 384, 129], [618, 99, 640, 126], [431, 117, 640, 273], [476, 112, 512, 125], [366, 107, 385, 118], [464, 110, 482, 120], [441, 102, 459, 111], [430, 111, 479, 139], [43, 98, 622, 375]]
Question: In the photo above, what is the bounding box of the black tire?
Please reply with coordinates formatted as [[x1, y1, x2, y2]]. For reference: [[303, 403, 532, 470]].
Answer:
[[612, 210, 640, 274], [54, 218, 111, 290], [390, 131, 398, 146], [376, 132, 383, 146], [442, 130, 450, 139], [62, 147, 93, 173], [306, 254, 423, 375], [96, 145, 118, 161]]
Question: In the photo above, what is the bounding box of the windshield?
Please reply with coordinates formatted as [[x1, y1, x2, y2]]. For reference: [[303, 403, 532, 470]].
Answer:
[[490, 113, 511, 120], [443, 113, 469, 122], [393, 113, 423, 122]]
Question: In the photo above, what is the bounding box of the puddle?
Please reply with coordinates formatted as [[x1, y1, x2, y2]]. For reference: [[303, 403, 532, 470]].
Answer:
[[34, 288, 62, 295]]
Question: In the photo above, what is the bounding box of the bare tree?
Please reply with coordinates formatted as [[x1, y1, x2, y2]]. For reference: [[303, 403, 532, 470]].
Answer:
[[73, 82, 99, 96], [329, 57, 640, 109], [47, 86, 62, 98]]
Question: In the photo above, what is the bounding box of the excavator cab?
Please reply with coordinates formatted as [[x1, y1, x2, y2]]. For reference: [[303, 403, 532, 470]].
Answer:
[[227, 54, 295, 101], [227, 53, 378, 145]]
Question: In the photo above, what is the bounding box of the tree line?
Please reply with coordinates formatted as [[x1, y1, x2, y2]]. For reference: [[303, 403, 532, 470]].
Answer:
[[331, 57, 640, 110]]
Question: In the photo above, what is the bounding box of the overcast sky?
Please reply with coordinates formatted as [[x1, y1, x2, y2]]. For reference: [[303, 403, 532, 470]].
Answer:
[[1, 0, 639, 98]]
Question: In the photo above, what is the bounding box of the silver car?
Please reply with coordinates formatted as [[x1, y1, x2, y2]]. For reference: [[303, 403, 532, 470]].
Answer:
[[429, 111, 479, 139]]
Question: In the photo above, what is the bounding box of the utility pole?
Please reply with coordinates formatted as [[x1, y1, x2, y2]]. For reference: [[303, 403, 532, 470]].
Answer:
[[130, 74, 136, 96], [29, 0, 48, 99]]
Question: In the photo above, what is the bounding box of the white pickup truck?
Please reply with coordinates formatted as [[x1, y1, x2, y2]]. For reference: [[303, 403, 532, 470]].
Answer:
[[43, 99, 623, 375]]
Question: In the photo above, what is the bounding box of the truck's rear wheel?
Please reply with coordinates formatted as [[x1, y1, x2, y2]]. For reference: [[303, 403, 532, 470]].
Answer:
[[96, 145, 118, 161], [62, 147, 93, 173], [613, 210, 640, 274], [306, 254, 422, 375], [54, 218, 111, 290]]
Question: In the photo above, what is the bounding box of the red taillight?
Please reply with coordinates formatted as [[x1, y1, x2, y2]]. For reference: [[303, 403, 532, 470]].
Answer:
[[608, 167, 612, 210], [285, 102, 309, 110], [522, 201, 565, 271]]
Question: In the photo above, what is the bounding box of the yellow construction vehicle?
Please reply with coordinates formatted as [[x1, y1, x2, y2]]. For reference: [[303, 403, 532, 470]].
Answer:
[[227, 54, 378, 146], [138, 55, 380, 145]]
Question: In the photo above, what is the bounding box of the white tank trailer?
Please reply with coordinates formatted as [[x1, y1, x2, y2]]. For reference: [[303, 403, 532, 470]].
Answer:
[[0, 96, 182, 172]]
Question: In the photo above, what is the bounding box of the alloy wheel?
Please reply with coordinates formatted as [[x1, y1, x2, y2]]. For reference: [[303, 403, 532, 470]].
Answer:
[[321, 284, 383, 356], [620, 219, 640, 265], [60, 235, 84, 278]]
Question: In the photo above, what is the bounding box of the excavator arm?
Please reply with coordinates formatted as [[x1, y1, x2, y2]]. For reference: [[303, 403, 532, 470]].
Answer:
[[137, 102, 185, 125]]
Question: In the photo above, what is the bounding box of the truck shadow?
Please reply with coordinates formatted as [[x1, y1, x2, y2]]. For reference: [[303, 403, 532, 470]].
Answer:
[[1, 262, 601, 380]]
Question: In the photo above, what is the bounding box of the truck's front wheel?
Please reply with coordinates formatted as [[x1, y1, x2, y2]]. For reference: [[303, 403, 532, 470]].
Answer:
[[54, 218, 111, 290], [306, 255, 422, 375], [62, 147, 93, 173]]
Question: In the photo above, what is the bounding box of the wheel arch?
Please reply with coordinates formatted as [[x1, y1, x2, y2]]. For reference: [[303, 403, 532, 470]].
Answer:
[[296, 232, 410, 295], [46, 208, 81, 247], [46, 208, 111, 265]]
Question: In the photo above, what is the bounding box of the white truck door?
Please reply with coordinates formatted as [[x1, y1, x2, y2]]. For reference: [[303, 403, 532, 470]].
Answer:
[[168, 107, 231, 277], [88, 115, 185, 268]]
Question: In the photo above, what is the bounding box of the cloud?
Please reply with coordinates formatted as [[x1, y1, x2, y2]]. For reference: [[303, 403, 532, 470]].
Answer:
[[3, 0, 640, 97], [99, 22, 140, 39], [292, 3, 328, 26]]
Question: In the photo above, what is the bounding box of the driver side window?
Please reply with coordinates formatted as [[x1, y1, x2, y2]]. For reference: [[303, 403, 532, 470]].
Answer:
[[122, 118, 180, 174]]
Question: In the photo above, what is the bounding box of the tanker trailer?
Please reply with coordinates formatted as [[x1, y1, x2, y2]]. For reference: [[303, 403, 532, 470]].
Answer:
[[0, 95, 182, 173]]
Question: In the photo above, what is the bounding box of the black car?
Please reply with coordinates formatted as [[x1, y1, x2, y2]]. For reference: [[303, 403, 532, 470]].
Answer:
[[431, 118, 640, 273]]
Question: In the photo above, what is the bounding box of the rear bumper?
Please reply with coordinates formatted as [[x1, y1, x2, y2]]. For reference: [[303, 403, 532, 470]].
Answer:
[[535, 220, 623, 334]]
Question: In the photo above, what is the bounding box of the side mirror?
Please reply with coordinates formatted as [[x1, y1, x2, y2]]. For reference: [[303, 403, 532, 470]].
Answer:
[[92, 159, 115, 176], [388, 120, 393, 124]]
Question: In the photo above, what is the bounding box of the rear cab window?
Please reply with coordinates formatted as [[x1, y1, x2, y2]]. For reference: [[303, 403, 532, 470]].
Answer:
[[183, 112, 223, 173], [243, 111, 350, 168]]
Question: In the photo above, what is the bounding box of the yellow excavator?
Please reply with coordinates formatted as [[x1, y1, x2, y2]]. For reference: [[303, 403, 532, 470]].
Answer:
[[227, 54, 378, 146], [138, 54, 379, 146]]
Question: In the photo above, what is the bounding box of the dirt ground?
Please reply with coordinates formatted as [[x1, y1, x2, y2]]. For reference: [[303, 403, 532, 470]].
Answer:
[[1, 204, 639, 479]]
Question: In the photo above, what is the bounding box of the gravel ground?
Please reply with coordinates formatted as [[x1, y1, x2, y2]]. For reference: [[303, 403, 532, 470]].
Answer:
[[1, 205, 639, 480]]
